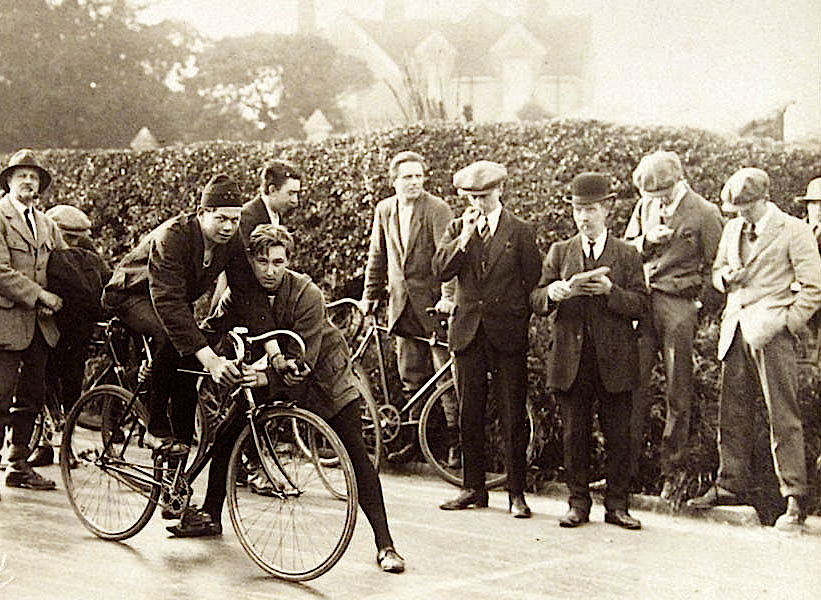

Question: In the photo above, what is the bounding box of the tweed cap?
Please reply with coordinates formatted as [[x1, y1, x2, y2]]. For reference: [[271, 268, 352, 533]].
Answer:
[[200, 174, 243, 208], [45, 204, 92, 233], [796, 177, 821, 202], [632, 151, 683, 192], [0, 149, 52, 193], [564, 172, 616, 205], [453, 160, 507, 193], [720, 167, 769, 211]]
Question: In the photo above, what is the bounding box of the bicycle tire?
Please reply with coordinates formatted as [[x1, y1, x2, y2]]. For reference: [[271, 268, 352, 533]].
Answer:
[[226, 406, 357, 582], [61, 385, 160, 540], [419, 379, 536, 489]]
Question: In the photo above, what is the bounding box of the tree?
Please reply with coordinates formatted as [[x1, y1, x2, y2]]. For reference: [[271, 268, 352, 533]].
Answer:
[[183, 33, 373, 141], [0, 0, 197, 151]]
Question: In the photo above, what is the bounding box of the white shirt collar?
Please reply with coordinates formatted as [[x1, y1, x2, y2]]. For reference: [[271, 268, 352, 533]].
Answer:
[[8, 196, 36, 239], [261, 198, 281, 227], [582, 229, 608, 260]]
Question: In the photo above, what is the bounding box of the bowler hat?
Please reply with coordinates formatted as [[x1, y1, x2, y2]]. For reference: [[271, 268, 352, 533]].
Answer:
[[565, 172, 616, 204], [796, 177, 821, 202], [632, 151, 683, 192], [200, 174, 243, 208], [453, 160, 507, 193], [720, 167, 769, 212], [0, 149, 52, 193], [45, 204, 92, 233]]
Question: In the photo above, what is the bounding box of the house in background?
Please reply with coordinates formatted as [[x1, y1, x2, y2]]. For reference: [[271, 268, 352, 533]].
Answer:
[[318, 0, 593, 131]]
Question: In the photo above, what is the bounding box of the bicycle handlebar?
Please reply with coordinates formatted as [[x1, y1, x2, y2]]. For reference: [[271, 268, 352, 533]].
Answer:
[[226, 327, 307, 367]]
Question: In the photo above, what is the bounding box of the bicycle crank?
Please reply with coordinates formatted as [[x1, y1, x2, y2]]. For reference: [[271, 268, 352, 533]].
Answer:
[[377, 404, 402, 444]]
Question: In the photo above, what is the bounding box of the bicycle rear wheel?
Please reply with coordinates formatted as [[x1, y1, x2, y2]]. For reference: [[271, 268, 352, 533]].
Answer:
[[61, 385, 160, 540], [419, 379, 536, 489], [227, 406, 357, 582]]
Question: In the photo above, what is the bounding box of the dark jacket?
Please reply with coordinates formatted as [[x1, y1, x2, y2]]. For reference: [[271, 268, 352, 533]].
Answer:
[[207, 268, 357, 420], [48, 243, 110, 333], [102, 213, 243, 356], [531, 232, 647, 393], [432, 208, 542, 354]]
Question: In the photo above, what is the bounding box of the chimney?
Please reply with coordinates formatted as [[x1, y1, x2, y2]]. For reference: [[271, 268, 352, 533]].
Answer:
[[298, 0, 316, 33]]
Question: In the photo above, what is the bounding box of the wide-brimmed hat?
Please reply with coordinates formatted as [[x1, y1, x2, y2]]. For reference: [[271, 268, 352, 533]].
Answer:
[[564, 172, 616, 204], [200, 174, 243, 208], [453, 160, 507, 194], [45, 204, 92, 233], [0, 149, 52, 193], [720, 167, 769, 212], [796, 177, 821, 202]]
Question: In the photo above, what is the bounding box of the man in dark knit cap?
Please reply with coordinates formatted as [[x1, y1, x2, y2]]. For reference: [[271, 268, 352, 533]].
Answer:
[[103, 174, 245, 460]]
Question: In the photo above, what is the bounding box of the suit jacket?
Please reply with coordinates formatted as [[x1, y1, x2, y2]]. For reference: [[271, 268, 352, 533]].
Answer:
[[712, 202, 821, 358], [0, 196, 66, 350], [530, 232, 647, 393], [624, 186, 723, 299], [432, 207, 542, 354], [363, 191, 454, 333], [206, 269, 356, 420], [103, 213, 244, 356]]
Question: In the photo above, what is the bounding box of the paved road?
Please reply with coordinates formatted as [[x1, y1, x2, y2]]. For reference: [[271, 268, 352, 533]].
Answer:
[[0, 462, 819, 600]]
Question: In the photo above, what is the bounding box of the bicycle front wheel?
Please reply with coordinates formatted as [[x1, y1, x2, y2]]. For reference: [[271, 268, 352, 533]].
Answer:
[[419, 380, 536, 489], [61, 385, 160, 540], [227, 407, 357, 582]]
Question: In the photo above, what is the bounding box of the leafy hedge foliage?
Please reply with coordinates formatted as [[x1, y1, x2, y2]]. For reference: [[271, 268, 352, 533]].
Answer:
[[11, 119, 821, 514]]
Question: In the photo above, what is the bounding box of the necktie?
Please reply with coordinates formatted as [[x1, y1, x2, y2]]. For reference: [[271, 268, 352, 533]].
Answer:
[[24, 207, 36, 238], [477, 216, 491, 245], [747, 222, 757, 242]]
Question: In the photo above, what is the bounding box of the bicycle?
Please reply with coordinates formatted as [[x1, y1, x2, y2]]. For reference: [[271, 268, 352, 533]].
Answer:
[[60, 326, 357, 582], [326, 298, 535, 489]]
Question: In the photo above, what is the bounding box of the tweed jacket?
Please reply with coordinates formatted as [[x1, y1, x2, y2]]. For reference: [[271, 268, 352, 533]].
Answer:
[[102, 212, 244, 357], [207, 269, 356, 420], [530, 232, 647, 393], [363, 191, 455, 333], [0, 195, 66, 350], [712, 202, 821, 358], [624, 185, 723, 299], [432, 207, 542, 354]]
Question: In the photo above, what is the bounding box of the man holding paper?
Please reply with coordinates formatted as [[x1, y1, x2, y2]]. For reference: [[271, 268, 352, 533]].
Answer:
[[531, 172, 647, 529]]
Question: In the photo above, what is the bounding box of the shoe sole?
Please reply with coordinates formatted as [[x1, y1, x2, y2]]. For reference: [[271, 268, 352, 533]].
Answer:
[[5, 481, 56, 490]]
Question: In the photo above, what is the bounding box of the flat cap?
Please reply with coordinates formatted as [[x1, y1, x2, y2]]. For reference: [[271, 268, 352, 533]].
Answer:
[[720, 167, 769, 211], [45, 204, 92, 233], [200, 173, 243, 208], [796, 177, 821, 202], [632, 150, 683, 192], [564, 172, 616, 204], [453, 160, 507, 193]]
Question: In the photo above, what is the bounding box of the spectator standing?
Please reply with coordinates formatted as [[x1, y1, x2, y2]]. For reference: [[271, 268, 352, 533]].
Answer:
[[687, 168, 821, 532], [102, 174, 245, 454], [433, 160, 542, 518], [796, 177, 821, 250], [25, 205, 110, 467], [361, 151, 458, 464], [0, 149, 66, 491], [623, 151, 723, 500], [531, 172, 647, 530]]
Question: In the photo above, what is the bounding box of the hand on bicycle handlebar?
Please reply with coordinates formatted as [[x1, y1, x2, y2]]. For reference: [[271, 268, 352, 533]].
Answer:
[[432, 297, 454, 315], [271, 355, 311, 387], [206, 354, 242, 386], [240, 364, 268, 388]]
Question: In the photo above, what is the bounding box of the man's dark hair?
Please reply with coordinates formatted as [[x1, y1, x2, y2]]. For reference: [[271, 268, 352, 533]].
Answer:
[[388, 151, 426, 181], [247, 223, 294, 259], [260, 161, 302, 195]]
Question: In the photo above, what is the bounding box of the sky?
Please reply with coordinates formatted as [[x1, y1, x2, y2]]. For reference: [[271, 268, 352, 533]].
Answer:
[[138, 0, 821, 135]]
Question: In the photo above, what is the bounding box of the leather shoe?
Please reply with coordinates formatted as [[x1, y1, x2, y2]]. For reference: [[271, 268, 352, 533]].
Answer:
[[559, 506, 589, 528], [686, 485, 743, 509], [377, 546, 405, 573], [439, 488, 488, 510], [509, 494, 531, 518], [604, 509, 642, 530], [167, 507, 222, 538], [774, 496, 807, 532], [5, 462, 56, 490], [27, 445, 54, 467]]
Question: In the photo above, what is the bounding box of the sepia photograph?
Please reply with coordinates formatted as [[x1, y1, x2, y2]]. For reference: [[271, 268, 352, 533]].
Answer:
[[0, 1, 819, 598]]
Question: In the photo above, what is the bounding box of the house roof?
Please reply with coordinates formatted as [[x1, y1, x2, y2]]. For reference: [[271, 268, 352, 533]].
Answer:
[[353, 8, 591, 78]]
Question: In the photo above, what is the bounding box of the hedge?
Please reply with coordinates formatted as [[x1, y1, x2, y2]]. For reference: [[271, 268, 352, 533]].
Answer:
[[9, 119, 821, 518]]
